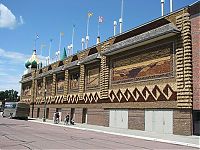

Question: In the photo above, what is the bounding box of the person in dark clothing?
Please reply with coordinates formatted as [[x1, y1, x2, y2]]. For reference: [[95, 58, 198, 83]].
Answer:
[[64, 114, 70, 125], [70, 119, 75, 125], [54, 112, 59, 124]]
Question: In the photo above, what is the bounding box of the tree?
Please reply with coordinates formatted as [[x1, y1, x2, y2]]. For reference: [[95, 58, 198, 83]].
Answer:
[[0, 89, 19, 102], [0, 91, 5, 101]]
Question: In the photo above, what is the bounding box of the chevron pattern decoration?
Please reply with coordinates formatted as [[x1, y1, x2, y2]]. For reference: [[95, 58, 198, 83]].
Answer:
[[83, 92, 100, 103], [109, 84, 177, 103], [67, 94, 79, 104]]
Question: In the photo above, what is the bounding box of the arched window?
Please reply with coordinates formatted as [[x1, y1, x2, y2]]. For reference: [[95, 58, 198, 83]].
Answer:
[[71, 55, 78, 62], [88, 47, 98, 56]]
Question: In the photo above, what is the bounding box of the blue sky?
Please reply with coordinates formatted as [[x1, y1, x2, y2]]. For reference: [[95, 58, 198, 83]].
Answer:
[[0, 0, 197, 93]]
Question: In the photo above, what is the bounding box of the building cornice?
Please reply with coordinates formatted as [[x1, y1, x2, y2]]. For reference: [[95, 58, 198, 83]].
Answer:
[[102, 23, 180, 56]]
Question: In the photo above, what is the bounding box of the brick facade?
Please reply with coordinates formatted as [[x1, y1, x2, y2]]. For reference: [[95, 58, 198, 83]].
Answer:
[[191, 8, 200, 110], [87, 109, 109, 127], [74, 108, 83, 123], [173, 109, 192, 135], [128, 109, 145, 130], [20, 2, 200, 136]]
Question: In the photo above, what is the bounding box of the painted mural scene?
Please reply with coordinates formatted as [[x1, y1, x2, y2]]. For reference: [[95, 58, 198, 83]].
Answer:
[[0, 0, 200, 149]]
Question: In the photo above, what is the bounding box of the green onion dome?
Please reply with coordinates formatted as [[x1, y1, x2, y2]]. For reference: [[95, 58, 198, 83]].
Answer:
[[25, 50, 39, 69], [25, 60, 31, 68], [31, 60, 37, 68]]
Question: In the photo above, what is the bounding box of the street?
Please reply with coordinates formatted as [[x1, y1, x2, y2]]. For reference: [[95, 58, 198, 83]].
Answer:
[[0, 117, 198, 149]]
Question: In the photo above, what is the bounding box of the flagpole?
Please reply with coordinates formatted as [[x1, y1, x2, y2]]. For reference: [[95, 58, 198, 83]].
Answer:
[[59, 33, 62, 52], [86, 13, 91, 49], [34, 34, 39, 50], [119, 0, 124, 33], [40, 44, 46, 56], [71, 25, 75, 54], [86, 15, 90, 37], [48, 39, 52, 64], [98, 19, 100, 37], [34, 39, 36, 50]]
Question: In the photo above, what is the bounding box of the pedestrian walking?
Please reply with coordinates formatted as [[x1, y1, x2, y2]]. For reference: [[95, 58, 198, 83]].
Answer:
[[64, 114, 70, 125]]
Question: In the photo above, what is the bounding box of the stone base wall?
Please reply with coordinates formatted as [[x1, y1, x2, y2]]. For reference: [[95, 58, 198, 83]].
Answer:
[[49, 107, 56, 120], [32, 106, 38, 118], [173, 109, 192, 135], [31, 104, 193, 136], [128, 109, 145, 130], [61, 108, 71, 121], [87, 109, 109, 127], [74, 108, 83, 123]]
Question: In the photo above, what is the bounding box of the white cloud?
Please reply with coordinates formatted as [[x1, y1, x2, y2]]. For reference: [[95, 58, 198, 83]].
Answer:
[[0, 48, 47, 92], [0, 3, 24, 29], [0, 48, 29, 63]]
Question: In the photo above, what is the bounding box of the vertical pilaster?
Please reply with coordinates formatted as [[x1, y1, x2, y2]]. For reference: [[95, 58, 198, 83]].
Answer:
[[31, 71, 36, 104], [34, 79, 37, 102], [176, 11, 193, 108], [20, 83, 23, 101], [64, 70, 69, 97], [100, 55, 109, 99], [42, 77, 46, 103], [79, 64, 85, 100], [52, 73, 56, 96], [100, 42, 110, 99], [31, 70, 36, 118]]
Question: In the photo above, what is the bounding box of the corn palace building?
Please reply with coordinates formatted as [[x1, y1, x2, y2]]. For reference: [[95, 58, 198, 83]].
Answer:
[[20, 2, 200, 135]]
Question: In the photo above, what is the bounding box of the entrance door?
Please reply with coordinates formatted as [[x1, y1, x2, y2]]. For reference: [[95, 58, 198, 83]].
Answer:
[[71, 108, 75, 120], [145, 109, 173, 134], [109, 109, 128, 129], [82, 108, 87, 123], [46, 108, 49, 119], [56, 108, 62, 122], [37, 108, 40, 118]]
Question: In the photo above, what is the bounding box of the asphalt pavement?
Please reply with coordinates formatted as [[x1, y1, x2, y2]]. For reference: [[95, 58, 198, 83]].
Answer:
[[29, 117, 200, 149], [0, 116, 199, 149]]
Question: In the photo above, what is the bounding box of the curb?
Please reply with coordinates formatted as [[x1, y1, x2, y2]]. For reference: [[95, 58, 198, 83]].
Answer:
[[30, 119, 200, 149]]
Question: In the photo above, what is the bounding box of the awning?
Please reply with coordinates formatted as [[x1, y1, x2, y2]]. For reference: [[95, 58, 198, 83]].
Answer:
[[52, 66, 65, 73], [64, 60, 80, 70], [34, 74, 43, 79], [20, 77, 33, 83], [102, 23, 180, 56], [79, 53, 101, 65], [35, 70, 53, 79]]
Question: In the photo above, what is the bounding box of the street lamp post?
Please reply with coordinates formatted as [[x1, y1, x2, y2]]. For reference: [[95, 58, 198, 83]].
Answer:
[[43, 89, 47, 122]]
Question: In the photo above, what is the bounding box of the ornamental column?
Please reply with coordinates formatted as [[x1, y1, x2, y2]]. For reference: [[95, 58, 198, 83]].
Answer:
[[52, 74, 56, 96], [176, 11, 193, 108], [64, 70, 69, 99], [42, 77, 46, 103], [79, 64, 85, 100], [100, 42, 110, 99]]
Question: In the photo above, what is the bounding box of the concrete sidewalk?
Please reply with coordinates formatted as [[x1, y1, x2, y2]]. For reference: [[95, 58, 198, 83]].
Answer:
[[29, 118, 200, 148]]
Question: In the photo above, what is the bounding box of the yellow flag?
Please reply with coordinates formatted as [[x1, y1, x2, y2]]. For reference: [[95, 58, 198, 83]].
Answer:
[[88, 12, 93, 17], [60, 32, 64, 36]]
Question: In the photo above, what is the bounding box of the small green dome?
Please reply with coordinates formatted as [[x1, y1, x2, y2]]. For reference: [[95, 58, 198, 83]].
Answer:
[[25, 50, 39, 69], [31, 60, 37, 68], [25, 60, 31, 68]]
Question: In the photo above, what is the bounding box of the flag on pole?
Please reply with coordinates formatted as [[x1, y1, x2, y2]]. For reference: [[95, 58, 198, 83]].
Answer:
[[98, 16, 104, 23], [88, 12, 93, 17], [60, 32, 64, 36]]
